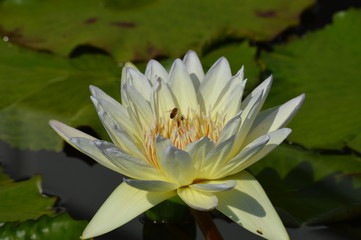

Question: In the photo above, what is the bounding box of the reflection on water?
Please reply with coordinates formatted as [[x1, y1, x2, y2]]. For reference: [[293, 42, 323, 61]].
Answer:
[[0, 141, 357, 240]]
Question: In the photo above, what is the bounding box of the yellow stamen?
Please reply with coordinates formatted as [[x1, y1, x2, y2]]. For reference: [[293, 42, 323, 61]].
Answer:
[[143, 110, 225, 167]]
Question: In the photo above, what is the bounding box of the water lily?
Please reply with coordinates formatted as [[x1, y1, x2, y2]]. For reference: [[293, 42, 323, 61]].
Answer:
[[49, 50, 304, 240]]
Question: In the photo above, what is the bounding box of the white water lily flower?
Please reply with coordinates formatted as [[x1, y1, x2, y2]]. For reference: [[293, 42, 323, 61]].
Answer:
[[49, 50, 304, 240]]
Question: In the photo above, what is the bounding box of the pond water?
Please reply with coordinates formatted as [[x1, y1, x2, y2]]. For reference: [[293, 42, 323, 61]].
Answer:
[[0, 141, 358, 240]]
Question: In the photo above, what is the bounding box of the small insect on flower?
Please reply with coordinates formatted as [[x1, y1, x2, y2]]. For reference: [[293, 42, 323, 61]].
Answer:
[[169, 107, 179, 119], [170, 107, 184, 127]]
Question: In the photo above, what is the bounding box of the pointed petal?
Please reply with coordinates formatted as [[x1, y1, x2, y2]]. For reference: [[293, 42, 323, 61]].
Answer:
[[94, 109, 146, 160], [120, 63, 138, 104], [228, 90, 264, 157], [247, 94, 305, 142], [145, 59, 169, 84], [155, 135, 172, 164], [93, 140, 164, 180], [241, 128, 292, 169], [212, 82, 244, 121], [121, 62, 138, 85], [49, 120, 96, 141], [168, 59, 198, 111], [177, 187, 218, 211], [240, 75, 272, 110], [200, 136, 235, 179], [216, 134, 270, 178], [126, 67, 153, 101], [151, 78, 177, 119], [67, 137, 122, 174], [216, 171, 289, 240], [199, 57, 232, 111], [217, 111, 242, 144], [183, 50, 204, 90], [125, 179, 179, 192], [185, 136, 214, 170], [89, 86, 136, 137], [159, 146, 196, 185], [211, 67, 245, 120], [82, 182, 176, 239], [123, 84, 154, 128], [49, 120, 119, 173], [190, 180, 236, 192], [89, 85, 125, 114]]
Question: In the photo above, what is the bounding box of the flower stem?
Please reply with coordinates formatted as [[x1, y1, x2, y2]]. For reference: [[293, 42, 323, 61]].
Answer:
[[190, 209, 224, 240]]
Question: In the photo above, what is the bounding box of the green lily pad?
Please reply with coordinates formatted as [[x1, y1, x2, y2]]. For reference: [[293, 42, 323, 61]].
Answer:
[[261, 9, 361, 151], [249, 144, 361, 225], [0, 213, 89, 240], [0, 167, 56, 222], [0, 41, 120, 151], [0, 0, 315, 61]]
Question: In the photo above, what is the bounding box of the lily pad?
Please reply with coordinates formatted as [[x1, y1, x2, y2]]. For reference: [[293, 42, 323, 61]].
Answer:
[[0, 167, 56, 222], [261, 9, 361, 151], [0, 213, 89, 240], [249, 144, 361, 225], [0, 41, 120, 151], [0, 0, 315, 61]]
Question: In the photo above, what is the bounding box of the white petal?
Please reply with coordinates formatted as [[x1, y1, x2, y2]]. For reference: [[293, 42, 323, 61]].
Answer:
[[183, 50, 204, 90], [199, 57, 232, 111], [216, 134, 270, 178], [155, 134, 173, 166], [200, 136, 235, 179], [190, 180, 236, 192], [95, 110, 146, 160], [216, 171, 289, 240], [217, 111, 242, 144], [159, 146, 196, 185], [82, 182, 176, 239], [121, 62, 138, 85], [145, 59, 169, 84], [185, 136, 214, 170], [126, 67, 153, 101], [168, 59, 198, 111], [246, 94, 305, 142], [125, 179, 179, 192], [120, 63, 138, 104], [177, 187, 218, 211], [241, 128, 292, 170], [90, 86, 136, 137], [212, 82, 244, 121], [93, 140, 164, 180], [49, 120, 120, 173], [49, 120, 96, 141], [211, 67, 245, 119], [123, 84, 154, 129], [151, 78, 177, 119], [229, 90, 265, 158], [240, 75, 272, 110]]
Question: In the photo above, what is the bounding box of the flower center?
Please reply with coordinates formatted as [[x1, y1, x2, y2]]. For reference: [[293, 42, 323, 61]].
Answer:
[[143, 109, 225, 166]]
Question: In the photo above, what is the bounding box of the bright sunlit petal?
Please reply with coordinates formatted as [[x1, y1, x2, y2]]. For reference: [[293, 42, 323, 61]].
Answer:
[[159, 146, 196, 185], [216, 171, 289, 240], [183, 50, 204, 89], [81, 182, 176, 239], [190, 179, 237, 192], [177, 187, 218, 211]]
